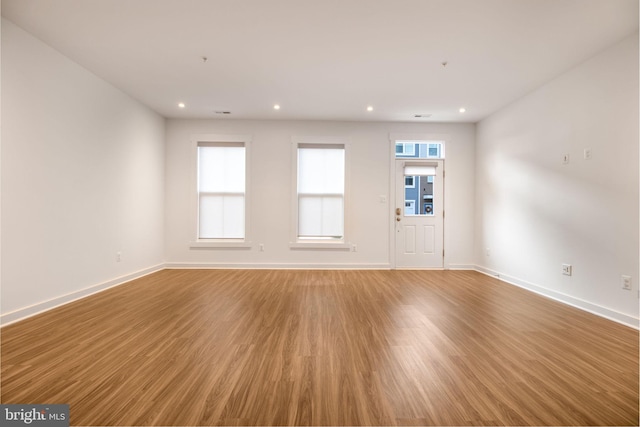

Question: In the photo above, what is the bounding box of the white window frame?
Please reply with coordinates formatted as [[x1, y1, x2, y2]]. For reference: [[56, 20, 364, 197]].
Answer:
[[290, 136, 351, 250], [190, 134, 252, 249]]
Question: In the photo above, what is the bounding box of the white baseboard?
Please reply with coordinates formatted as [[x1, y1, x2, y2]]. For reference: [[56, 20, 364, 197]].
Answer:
[[166, 262, 476, 270], [165, 262, 392, 270], [0, 264, 165, 327], [446, 264, 476, 270], [474, 265, 639, 330]]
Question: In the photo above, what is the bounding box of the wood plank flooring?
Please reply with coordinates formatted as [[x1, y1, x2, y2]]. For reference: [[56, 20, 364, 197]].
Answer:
[[1, 269, 638, 426]]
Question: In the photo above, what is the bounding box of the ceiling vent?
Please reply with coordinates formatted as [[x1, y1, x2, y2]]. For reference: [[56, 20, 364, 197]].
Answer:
[[414, 114, 432, 118], [215, 111, 231, 115]]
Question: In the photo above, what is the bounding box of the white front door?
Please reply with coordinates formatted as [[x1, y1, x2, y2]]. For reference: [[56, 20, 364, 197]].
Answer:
[[394, 160, 444, 268]]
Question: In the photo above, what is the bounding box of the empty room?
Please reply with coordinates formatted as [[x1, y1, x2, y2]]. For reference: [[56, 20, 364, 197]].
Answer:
[[1, 0, 638, 426]]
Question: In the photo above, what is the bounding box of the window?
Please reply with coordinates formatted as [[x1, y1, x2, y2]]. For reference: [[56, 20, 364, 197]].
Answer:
[[395, 141, 445, 159], [197, 142, 246, 239], [404, 164, 436, 216], [405, 176, 415, 188], [297, 144, 345, 240], [395, 142, 415, 156], [427, 143, 440, 158]]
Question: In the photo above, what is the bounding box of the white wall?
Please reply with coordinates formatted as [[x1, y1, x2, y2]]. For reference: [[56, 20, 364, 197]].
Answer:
[[1, 19, 166, 323], [165, 119, 475, 268], [475, 34, 639, 327]]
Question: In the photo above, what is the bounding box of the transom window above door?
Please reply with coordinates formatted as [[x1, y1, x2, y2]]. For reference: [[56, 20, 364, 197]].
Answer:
[[395, 141, 444, 159]]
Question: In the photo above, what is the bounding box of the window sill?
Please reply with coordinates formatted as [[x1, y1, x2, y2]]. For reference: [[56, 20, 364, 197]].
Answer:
[[289, 241, 351, 250], [190, 241, 252, 249]]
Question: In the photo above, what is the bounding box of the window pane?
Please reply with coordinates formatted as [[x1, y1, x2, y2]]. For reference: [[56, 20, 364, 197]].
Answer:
[[298, 148, 344, 194], [298, 195, 344, 238], [404, 175, 435, 216], [197, 143, 246, 239], [395, 142, 415, 156], [199, 195, 245, 238], [297, 145, 345, 239], [298, 196, 322, 237], [198, 146, 245, 193]]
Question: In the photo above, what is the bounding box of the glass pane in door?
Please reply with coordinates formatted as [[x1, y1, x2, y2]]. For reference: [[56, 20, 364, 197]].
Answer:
[[404, 175, 434, 216]]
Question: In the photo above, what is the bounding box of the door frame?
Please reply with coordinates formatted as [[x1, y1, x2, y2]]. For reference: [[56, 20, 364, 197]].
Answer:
[[388, 134, 448, 269]]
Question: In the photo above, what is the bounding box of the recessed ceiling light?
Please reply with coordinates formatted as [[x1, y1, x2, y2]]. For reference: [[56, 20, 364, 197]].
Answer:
[[273, 104, 281, 110], [459, 107, 466, 113], [178, 102, 185, 108], [366, 106, 374, 112]]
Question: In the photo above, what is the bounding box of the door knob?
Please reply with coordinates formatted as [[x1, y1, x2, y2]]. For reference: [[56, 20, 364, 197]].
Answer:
[[396, 217, 401, 222], [395, 208, 401, 215]]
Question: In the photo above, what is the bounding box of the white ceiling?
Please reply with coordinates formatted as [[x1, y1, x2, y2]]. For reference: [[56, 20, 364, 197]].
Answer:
[[2, 0, 638, 122]]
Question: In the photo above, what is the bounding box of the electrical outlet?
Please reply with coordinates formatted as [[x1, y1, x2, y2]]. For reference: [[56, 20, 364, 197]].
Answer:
[[621, 275, 632, 290], [486, 247, 490, 257], [259, 244, 264, 252], [116, 252, 122, 262], [352, 244, 357, 252], [562, 264, 572, 276], [584, 148, 592, 160], [562, 153, 570, 165]]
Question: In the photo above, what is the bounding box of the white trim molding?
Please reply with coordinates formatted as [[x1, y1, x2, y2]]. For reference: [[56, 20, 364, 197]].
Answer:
[[475, 265, 639, 330], [290, 136, 351, 249], [190, 241, 253, 249], [389, 133, 449, 142], [190, 134, 253, 248], [165, 262, 391, 270], [289, 242, 352, 250], [0, 264, 165, 327], [446, 264, 477, 270]]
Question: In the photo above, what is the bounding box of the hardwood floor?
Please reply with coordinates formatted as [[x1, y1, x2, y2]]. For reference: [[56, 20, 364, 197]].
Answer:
[[1, 269, 638, 426]]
